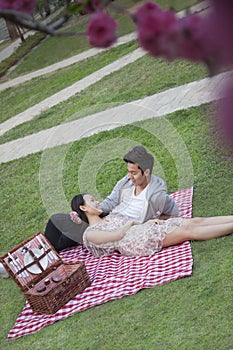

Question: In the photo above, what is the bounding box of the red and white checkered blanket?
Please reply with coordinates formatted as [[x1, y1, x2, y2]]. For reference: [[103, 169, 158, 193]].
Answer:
[[8, 187, 193, 339]]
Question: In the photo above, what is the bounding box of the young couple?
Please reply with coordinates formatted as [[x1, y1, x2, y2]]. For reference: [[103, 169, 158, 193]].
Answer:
[[1, 146, 232, 277], [45, 145, 233, 257]]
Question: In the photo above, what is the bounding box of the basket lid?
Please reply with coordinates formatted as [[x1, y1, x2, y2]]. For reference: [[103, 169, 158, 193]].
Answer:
[[0, 232, 62, 291]]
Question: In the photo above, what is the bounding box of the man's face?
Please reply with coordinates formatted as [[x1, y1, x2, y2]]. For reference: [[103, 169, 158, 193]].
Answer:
[[127, 163, 148, 187]]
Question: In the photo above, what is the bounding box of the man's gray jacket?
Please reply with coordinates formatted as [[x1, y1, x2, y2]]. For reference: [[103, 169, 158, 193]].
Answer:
[[100, 175, 179, 222]]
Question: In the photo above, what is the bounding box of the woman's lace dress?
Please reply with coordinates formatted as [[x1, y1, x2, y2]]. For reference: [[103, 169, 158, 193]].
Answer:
[[83, 213, 183, 257]]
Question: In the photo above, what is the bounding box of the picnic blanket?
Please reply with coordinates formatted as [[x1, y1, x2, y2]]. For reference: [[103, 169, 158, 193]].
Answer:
[[7, 187, 193, 339]]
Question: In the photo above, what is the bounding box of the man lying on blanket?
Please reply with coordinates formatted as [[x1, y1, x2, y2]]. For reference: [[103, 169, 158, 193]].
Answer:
[[44, 146, 179, 252]]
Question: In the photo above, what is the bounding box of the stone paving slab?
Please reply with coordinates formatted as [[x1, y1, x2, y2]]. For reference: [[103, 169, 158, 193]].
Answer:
[[1, 69, 231, 164]]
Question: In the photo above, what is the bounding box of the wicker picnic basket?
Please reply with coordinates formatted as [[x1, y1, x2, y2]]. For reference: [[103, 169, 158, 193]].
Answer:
[[0, 232, 91, 314]]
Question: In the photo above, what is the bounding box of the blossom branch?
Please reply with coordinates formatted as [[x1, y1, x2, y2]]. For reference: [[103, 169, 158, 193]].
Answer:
[[0, 9, 87, 36]]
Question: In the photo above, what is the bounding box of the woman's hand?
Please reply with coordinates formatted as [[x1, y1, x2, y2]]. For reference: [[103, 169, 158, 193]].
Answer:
[[70, 211, 82, 224]]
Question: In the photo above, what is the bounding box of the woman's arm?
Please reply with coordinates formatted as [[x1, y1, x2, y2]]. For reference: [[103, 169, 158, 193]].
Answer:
[[86, 221, 134, 245]]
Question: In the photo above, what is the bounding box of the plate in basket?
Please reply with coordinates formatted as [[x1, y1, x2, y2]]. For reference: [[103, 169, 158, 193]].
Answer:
[[24, 248, 48, 274]]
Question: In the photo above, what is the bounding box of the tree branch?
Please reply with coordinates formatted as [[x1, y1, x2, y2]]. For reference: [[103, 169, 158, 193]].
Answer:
[[0, 9, 86, 36]]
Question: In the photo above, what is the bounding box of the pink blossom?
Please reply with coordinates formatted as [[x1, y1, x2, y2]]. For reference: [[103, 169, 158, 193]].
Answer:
[[0, 0, 15, 10], [135, 3, 178, 58], [134, 1, 232, 67], [132, 1, 162, 24], [204, 0, 233, 67], [136, 12, 162, 56], [87, 11, 118, 48], [134, 2, 211, 62], [0, 0, 36, 14], [173, 14, 207, 61]]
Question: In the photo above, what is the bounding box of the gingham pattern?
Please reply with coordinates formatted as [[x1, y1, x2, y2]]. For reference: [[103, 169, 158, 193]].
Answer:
[[7, 187, 193, 339]]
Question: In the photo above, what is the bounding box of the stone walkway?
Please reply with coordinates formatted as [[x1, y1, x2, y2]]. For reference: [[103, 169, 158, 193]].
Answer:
[[0, 46, 144, 136], [1, 0, 226, 166], [1, 69, 232, 164], [0, 32, 137, 92]]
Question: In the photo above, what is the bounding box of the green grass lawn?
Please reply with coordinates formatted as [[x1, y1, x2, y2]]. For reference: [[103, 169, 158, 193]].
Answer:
[[0, 104, 232, 349], [0, 1, 232, 348]]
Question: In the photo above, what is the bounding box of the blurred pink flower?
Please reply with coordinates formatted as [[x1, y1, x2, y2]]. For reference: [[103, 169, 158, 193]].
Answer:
[[135, 3, 177, 58], [135, 3, 211, 62], [174, 14, 207, 61], [87, 11, 118, 48], [134, 0, 233, 148], [132, 1, 162, 24], [0, 0, 16, 10], [204, 0, 233, 67], [0, 0, 36, 14]]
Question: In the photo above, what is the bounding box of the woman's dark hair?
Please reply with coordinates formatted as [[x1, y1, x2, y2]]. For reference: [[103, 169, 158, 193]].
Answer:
[[71, 194, 89, 224]]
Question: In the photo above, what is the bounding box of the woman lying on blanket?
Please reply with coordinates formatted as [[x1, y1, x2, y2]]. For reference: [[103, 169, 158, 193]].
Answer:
[[71, 194, 233, 258]]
